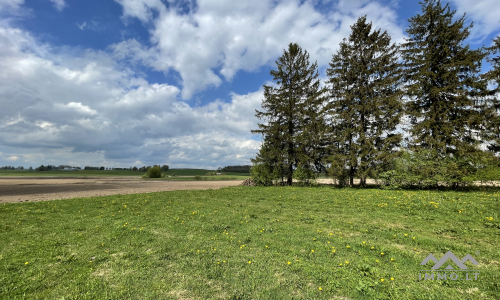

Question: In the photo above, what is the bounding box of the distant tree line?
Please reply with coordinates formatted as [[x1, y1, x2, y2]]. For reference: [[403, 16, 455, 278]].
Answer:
[[220, 165, 251, 173], [1, 166, 24, 170], [251, 0, 500, 188]]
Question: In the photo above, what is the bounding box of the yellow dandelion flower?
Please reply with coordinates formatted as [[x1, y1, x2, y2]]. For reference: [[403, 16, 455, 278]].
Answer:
[[376, 260, 379, 263], [25, 262, 28, 265], [381, 252, 384, 255], [381, 279, 384, 282], [346, 246, 350, 248], [371, 247, 374, 249], [248, 261, 252, 264], [362, 241, 366, 244], [287, 261, 291, 265], [391, 277, 394, 280], [319, 287, 322, 291], [311, 250, 314, 252]]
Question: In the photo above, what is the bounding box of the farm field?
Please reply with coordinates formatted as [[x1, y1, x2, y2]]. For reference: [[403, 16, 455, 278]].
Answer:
[[0, 177, 244, 203], [0, 186, 498, 299]]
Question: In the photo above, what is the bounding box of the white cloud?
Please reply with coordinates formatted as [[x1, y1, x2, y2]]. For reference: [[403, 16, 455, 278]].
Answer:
[[0, 24, 262, 168], [7, 155, 19, 161], [77, 21, 86, 30], [114, 0, 405, 99], [0, 0, 24, 13], [449, 0, 500, 40], [49, 0, 66, 11], [65, 102, 98, 115]]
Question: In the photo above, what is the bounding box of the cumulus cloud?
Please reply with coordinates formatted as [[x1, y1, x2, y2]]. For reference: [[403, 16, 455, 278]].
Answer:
[[49, 0, 66, 11], [7, 155, 19, 161], [114, 0, 405, 99], [0, 25, 263, 168]]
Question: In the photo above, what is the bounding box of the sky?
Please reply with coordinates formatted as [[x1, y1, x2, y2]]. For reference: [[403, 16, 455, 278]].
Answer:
[[0, 0, 499, 169]]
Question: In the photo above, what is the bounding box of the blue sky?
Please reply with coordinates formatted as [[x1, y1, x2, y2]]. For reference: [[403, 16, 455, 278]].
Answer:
[[0, 0, 499, 169]]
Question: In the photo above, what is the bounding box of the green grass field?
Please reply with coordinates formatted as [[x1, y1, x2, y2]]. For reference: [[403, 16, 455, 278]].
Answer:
[[1, 186, 499, 299]]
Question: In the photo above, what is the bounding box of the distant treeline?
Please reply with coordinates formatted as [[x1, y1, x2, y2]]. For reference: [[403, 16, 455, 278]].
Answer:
[[220, 165, 251, 173]]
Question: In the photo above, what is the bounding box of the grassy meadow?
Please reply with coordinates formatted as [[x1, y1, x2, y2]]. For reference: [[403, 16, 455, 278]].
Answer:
[[0, 186, 499, 299]]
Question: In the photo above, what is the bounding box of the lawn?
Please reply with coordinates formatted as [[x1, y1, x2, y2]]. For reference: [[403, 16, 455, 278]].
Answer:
[[0, 186, 499, 299]]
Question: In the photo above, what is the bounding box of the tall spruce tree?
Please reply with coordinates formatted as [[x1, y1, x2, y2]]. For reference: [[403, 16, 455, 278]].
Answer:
[[401, 0, 489, 156], [252, 43, 326, 186], [484, 32, 500, 154], [326, 16, 403, 187]]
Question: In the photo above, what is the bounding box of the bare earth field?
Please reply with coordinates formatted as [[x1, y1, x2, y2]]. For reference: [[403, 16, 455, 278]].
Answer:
[[0, 177, 243, 203]]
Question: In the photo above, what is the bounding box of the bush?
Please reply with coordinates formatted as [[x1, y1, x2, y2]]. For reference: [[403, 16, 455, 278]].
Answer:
[[293, 165, 317, 186], [194, 175, 202, 180], [376, 149, 498, 189], [205, 172, 215, 176], [145, 165, 162, 178], [250, 163, 276, 186]]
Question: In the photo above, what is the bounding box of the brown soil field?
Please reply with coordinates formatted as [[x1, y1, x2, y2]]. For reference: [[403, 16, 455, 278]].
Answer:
[[0, 177, 243, 204]]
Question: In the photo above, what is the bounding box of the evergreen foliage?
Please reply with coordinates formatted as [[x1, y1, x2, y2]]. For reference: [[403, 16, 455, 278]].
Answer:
[[401, 0, 489, 156], [326, 16, 403, 187], [252, 43, 326, 186], [484, 33, 500, 154]]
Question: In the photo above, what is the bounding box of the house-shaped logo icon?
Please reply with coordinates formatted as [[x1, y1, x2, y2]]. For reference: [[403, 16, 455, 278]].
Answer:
[[420, 251, 479, 270]]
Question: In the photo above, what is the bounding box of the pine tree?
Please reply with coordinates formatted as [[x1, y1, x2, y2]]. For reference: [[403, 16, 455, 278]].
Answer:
[[484, 33, 500, 154], [326, 16, 403, 187], [252, 43, 326, 186], [401, 0, 489, 157]]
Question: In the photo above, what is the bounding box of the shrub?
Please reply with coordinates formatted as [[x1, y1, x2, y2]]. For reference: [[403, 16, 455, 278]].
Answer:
[[250, 163, 275, 186], [194, 175, 202, 180], [293, 165, 317, 186], [205, 172, 215, 176], [145, 165, 162, 178], [376, 149, 498, 189]]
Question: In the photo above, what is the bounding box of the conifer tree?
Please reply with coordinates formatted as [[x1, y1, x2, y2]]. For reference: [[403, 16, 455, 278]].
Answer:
[[326, 16, 403, 187], [484, 32, 500, 153], [252, 43, 326, 186], [401, 0, 489, 156]]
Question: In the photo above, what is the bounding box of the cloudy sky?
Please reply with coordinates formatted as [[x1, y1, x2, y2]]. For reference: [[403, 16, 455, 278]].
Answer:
[[0, 0, 499, 169]]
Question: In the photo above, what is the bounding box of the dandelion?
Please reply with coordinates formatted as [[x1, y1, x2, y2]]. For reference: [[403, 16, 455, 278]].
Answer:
[[248, 261, 252, 264], [376, 260, 379, 263], [381, 279, 384, 282], [311, 250, 314, 253], [413, 237, 415, 240], [346, 246, 351, 248], [24, 262, 28, 265], [319, 287, 322, 291], [287, 261, 291, 265], [391, 258, 394, 261], [371, 247, 374, 250], [345, 261, 349, 264], [404, 234, 408, 237], [362, 241, 366, 244], [381, 252, 384, 255], [391, 278, 394, 281]]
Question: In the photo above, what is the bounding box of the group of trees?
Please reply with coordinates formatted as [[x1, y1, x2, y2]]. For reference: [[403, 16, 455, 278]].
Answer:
[[1, 166, 24, 170], [252, 0, 499, 188], [220, 165, 252, 173], [133, 165, 169, 172]]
